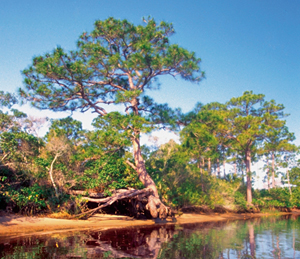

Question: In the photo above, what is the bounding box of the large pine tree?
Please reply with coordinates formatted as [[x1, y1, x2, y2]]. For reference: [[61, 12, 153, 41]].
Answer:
[[19, 17, 204, 218]]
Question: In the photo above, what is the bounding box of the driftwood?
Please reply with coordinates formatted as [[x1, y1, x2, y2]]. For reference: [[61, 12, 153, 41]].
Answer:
[[74, 188, 153, 219]]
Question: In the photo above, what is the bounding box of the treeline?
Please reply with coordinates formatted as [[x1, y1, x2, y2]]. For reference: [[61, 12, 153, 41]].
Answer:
[[0, 90, 299, 216]]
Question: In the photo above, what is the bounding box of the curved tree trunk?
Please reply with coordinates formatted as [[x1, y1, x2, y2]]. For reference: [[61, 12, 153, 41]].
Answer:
[[49, 153, 59, 197], [132, 134, 170, 219]]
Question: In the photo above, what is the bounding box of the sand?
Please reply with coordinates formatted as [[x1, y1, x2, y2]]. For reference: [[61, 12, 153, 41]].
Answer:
[[0, 211, 299, 241]]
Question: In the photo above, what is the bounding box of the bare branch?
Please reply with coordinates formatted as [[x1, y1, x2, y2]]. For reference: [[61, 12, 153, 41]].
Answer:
[[125, 160, 136, 170]]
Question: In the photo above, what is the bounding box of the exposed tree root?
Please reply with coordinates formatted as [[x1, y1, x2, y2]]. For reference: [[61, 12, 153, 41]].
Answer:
[[146, 195, 170, 219], [74, 188, 151, 219], [72, 188, 172, 219]]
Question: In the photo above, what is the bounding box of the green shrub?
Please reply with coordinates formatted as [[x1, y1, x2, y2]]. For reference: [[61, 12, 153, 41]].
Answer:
[[3, 183, 54, 214], [234, 191, 247, 209], [253, 188, 292, 209]]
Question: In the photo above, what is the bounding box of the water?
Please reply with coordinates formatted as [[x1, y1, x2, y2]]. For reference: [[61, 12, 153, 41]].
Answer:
[[1, 214, 300, 258]]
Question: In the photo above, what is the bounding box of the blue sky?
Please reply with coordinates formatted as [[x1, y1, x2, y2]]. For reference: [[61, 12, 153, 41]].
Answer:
[[0, 0, 299, 145]]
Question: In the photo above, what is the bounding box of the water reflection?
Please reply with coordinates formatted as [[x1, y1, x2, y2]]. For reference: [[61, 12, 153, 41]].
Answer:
[[1, 215, 300, 258]]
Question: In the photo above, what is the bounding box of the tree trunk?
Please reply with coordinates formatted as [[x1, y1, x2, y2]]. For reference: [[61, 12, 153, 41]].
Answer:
[[233, 156, 237, 175], [208, 157, 211, 175], [201, 157, 205, 191], [287, 168, 292, 195], [49, 153, 59, 197], [267, 159, 270, 191], [198, 160, 204, 192], [132, 134, 169, 219], [223, 160, 226, 178], [272, 152, 275, 188], [217, 158, 220, 178], [241, 160, 245, 185], [245, 149, 252, 204], [284, 157, 292, 195]]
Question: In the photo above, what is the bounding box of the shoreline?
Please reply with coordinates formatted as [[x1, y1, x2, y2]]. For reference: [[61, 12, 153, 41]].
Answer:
[[1, 211, 299, 242]]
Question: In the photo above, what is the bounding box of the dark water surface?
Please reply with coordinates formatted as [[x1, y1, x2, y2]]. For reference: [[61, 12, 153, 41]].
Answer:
[[1, 215, 300, 258]]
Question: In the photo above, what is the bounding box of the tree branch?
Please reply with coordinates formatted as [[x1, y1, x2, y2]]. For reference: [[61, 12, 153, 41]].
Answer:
[[125, 160, 136, 170]]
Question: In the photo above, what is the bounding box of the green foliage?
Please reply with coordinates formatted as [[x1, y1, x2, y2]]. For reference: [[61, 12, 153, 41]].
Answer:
[[20, 17, 203, 115], [1, 131, 42, 162], [147, 140, 241, 209], [288, 167, 300, 186], [2, 183, 53, 214], [46, 117, 86, 145], [290, 187, 300, 207], [253, 188, 292, 208], [75, 155, 143, 194], [234, 191, 247, 209], [180, 108, 225, 162], [0, 91, 17, 108]]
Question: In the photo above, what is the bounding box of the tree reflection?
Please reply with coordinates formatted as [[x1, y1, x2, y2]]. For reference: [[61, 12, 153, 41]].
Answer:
[[1, 215, 300, 258], [248, 223, 256, 258]]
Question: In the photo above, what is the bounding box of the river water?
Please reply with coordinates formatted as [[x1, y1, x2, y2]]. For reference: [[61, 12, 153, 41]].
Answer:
[[0, 214, 300, 258]]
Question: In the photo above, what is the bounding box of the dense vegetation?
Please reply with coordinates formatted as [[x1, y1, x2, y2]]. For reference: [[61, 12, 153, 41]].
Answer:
[[1, 90, 299, 217], [0, 18, 299, 217]]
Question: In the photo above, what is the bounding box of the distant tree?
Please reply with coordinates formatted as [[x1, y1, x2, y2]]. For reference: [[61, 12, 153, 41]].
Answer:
[[19, 17, 204, 218], [261, 99, 293, 188], [281, 147, 299, 194], [226, 91, 287, 204], [46, 117, 85, 146], [180, 107, 224, 178], [0, 92, 43, 173], [288, 162, 300, 188], [0, 131, 42, 173]]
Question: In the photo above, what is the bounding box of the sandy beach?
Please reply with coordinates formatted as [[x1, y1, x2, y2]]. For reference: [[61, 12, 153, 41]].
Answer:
[[1, 211, 298, 241]]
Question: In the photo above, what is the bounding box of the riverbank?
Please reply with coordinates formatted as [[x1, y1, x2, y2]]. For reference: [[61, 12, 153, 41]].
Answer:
[[1, 210, 299, 241]]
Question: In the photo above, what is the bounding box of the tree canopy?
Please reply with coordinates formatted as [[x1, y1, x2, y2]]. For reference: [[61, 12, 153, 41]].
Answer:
[[20, 17, 203, 115]]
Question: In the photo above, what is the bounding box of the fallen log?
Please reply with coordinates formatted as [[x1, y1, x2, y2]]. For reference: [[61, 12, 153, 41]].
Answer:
[[74, 188, 153, 219]]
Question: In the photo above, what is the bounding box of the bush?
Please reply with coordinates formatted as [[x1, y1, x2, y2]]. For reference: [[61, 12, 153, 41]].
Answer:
[[234, 191, 247, 209], [253, 188, 292, 209], [3, 183, 54, 215]]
